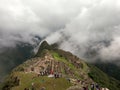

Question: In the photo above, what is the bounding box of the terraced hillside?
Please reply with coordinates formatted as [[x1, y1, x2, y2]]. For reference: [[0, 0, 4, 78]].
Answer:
[[1, 41, 120, 90]]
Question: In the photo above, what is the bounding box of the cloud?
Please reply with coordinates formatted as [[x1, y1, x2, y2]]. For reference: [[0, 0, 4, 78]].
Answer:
[[45, 0, 120, 64], [0, 0, 120, 72], [0, 0, 77, 47], [99, 35, 120, 61]]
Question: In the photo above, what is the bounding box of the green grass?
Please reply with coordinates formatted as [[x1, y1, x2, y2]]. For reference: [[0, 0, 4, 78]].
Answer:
[[82, 61, 89, 72], [52, 52, 75, 70], [52, 52, 87, 80], [10, 72, 72, 90]]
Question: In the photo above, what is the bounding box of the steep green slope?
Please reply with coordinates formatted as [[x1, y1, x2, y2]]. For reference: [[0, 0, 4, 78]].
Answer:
[[88, 64, 120, 90], [94, 62, 120, 81], [0, 42, 34, 81]]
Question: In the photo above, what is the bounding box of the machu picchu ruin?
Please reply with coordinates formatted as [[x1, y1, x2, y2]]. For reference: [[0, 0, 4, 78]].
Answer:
[[1, 41, 120, 90]]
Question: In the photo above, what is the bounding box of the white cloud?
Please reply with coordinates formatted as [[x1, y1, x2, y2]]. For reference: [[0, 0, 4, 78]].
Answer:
[[0, 0, 120, 64], [45, 0, 120, 63]]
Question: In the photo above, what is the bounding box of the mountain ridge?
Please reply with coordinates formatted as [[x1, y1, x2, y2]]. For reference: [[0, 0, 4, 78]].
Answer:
[[1, 41, 120, 90]]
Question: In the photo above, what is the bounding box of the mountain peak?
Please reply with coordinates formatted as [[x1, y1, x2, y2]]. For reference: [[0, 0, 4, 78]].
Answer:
[[40, 41, 49, 46], [36, 41, 52, 56]]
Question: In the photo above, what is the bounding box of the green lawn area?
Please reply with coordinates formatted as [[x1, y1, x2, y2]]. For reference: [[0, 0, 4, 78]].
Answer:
[[11, 72, 71, 90]]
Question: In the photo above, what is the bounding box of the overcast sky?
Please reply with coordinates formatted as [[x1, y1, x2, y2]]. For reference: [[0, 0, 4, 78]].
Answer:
[[0, 0, 120, 64]]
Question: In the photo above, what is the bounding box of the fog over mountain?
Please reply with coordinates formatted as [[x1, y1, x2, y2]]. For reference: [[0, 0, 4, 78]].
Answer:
[[0, 0, 120, 79]]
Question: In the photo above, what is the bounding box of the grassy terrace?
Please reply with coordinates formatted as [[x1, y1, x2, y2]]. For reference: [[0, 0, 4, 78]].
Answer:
[[9, 72, 71, 90], [52, 52, 75, 69]]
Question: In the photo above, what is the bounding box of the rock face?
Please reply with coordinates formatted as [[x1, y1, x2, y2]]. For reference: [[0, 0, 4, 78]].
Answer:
[[1, 41, 120, 90]]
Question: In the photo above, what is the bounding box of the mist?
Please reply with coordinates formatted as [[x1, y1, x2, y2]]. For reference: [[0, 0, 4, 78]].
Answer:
[[45, 0, 120, 64], [0, 0, 120, 79]]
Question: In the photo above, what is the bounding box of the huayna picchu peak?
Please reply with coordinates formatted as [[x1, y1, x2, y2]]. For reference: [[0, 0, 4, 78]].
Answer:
[[1, 41, 120, 90]]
